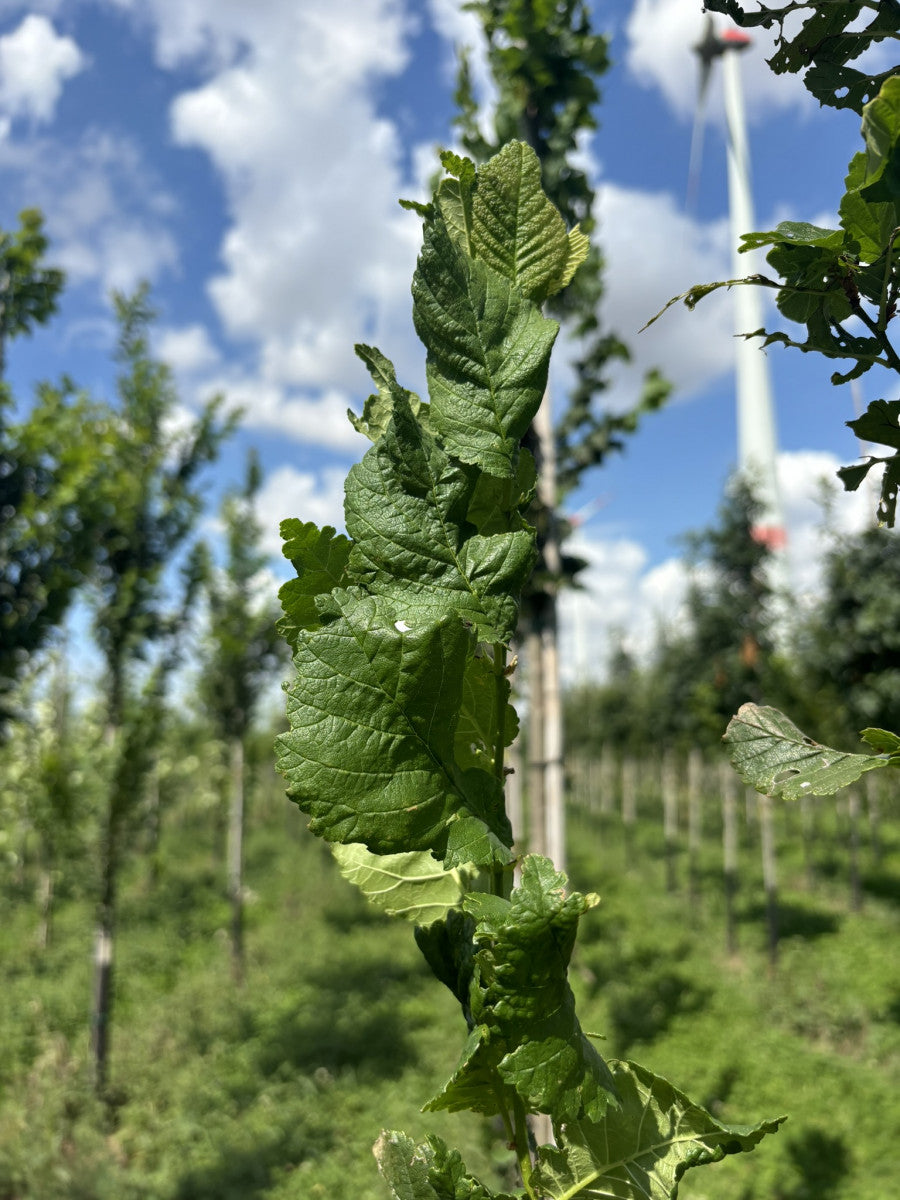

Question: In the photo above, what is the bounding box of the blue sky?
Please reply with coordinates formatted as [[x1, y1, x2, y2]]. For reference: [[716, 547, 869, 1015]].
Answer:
[[0, 0, 887, 676]]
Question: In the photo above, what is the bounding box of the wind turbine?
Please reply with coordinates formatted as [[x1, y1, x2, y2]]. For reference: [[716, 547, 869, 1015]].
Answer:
[[690, 17, 788, 557]]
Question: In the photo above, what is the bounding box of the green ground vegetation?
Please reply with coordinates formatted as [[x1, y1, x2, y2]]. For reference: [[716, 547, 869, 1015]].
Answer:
[[1, 747, 897, 1200]]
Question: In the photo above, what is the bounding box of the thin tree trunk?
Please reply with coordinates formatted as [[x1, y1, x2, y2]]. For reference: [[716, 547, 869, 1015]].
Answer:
[[662, 751, 678, 893], [621, 758, 637, 861], [719, 761, 739, 956], [37, 860, 54, 951], [91, 801, 117, 1096], [146, 760, 161, 888], [759, 794, 778, 972], [598, 744, 615, 819], [848, 787, 862, 912], [526, 627, 547, 858], [542, 620, 565, 872], [687, 748, 703, 902], [865, 771, 881, 864], [525, 389, 565, 872], [800, 793, 816, 890], [228, 736, 245, 985], [506, 734, 525, 851]]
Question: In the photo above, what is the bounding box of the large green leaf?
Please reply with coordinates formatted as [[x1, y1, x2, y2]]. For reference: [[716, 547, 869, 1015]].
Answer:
[[469, 140, 574, 303], [275, 591, 511, 865], [533, 1060, 785, 1199], [840, 151, 899, 262], [426, 856, 617, 1123], [412, 212, 558, 478], [277, 520, 352, 647], [345, 391, 533, 644], [331, 844, 470, 924], [860, 75, 900, 206], [723, 703, 889, 800]]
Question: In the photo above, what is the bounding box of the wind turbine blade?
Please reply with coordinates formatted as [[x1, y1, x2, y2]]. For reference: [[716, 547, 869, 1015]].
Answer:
[[686, 17, 716, 214]]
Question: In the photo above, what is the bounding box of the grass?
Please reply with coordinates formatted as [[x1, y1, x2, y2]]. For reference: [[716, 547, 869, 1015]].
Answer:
[[1, 761, 898, 1198]]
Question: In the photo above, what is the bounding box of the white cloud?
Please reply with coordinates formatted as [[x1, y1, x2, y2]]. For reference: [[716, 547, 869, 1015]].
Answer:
[[197, 371, 367, 453], [0, 128, 178, 295], [0, 14, 84, 125], [156, 323, 221, 373], [559, 534, 694, 683], [558, 448, 875, 683], [129, 0, 424, 408], [596, 183, 734, 404], [777, 448, 874, 599], [626, 0, 808, 124], [254, 464, 347, 559]]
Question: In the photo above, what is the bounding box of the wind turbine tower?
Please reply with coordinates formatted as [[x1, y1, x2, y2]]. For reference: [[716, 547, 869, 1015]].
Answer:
[[693, 20, 787, 555]]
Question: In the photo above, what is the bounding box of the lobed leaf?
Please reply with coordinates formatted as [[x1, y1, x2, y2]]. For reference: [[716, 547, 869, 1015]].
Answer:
[[374, 1131, 440, 1200], [350, 343, 428, 444], [412, 211, 558, 478], [723, 703, 888, 800], [533, 1060, 785, 1200], [345, 390, 533, 644], [374, 1131, 515, 1200], [425, 856, 618, 1124], [277, 520, 352, 647]]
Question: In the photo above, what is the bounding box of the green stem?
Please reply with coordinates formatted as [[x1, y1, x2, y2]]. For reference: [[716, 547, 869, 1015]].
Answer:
[[850, 302, 900, 373], [512, 1093, 538, 1199]]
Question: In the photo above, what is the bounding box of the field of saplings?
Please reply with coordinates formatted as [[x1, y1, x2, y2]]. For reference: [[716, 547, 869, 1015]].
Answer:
[[1, 741, 898, 1200]]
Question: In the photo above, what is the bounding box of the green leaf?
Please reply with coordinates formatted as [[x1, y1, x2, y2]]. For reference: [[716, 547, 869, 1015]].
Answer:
[[331, 843, 471, 924], [840, 151, 898, 261], [277, 521, 352, 647], [740, 221, 844, 251], [426, 855, 617, 1123], [412, 210, 558, 478], [723, 703, 887, 800], [344, 391, 533, 644], [533, 1060, 785, 1199], [276, 591, 510, 864], [860, 76, 900, 206], [425, 1135, 514, 1200], [455, 651, 518, 775], [861, 727, 900, 754], [847, 398, 900, 451], [349, 343, 427, 443], [559, 225, 590, 290], [374, 1132, 512, 1200], [469, 141, 573, 302], [374, 1131, 440, 1200]]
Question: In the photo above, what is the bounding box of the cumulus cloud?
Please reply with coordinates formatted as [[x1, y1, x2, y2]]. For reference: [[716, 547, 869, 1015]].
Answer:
[[559, 535, 694, 684], [254, 463, 347, 560], [557, 448, 875, 683], [156, 323, 221, 374], [626, 0, 808, 124], [0, 14, 84, 128], [0, 128, 178, 294], [777, 448, 874, 598], [596, 183, 734, 404], [129, 0, 427, 413]]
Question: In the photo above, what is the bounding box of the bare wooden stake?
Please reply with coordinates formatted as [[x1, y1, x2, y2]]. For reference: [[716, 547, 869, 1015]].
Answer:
[[662, 750, 678, 893], [848, 787, 862, 912], [687, 747, 703, 902], [720, 760, 739, 955], [759, 793, 778, 972]]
